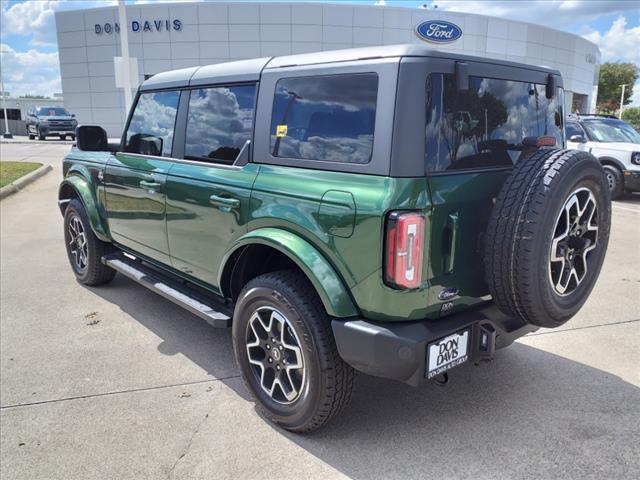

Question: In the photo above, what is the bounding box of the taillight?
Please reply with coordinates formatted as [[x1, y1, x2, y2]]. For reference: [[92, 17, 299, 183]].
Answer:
[[385, 211, 425, 289]]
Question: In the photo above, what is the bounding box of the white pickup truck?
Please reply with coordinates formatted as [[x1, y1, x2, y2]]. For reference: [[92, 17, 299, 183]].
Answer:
[[566, 114, 640, 199]]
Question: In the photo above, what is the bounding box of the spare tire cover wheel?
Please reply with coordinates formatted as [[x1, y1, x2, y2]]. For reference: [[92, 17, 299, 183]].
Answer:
[[484, 149, 611, 329]]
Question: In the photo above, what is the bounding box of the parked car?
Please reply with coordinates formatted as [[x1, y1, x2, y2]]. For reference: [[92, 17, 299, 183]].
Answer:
[[26, 106, 77, 140], [58, 45, 611, 432], [566, 114, 640, 198]]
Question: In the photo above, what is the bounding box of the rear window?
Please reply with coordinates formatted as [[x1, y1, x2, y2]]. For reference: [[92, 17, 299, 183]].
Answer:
[[425, 74, 564, 172], [269, 73, 378, 164]]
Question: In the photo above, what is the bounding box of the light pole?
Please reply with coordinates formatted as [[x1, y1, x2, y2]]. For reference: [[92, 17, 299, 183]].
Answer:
[[118, 0, 133, 113], [618, 84, 628, 119], [1, 50, 12, 139]]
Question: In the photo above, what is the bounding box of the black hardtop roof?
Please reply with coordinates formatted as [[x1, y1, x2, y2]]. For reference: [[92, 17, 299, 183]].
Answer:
[[140, 43, 561, 92]]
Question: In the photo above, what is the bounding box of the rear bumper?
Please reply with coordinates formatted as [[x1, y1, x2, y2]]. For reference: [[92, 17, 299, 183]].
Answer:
[[331, 303, 536, 386], [623, 170, 640, 192]]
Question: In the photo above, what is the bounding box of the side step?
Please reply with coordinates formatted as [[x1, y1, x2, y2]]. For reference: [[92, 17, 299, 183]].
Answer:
[[102, 252, 232, 328]]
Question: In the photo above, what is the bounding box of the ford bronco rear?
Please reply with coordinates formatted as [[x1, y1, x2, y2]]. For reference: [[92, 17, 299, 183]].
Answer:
[[59, 45, 611, 432]]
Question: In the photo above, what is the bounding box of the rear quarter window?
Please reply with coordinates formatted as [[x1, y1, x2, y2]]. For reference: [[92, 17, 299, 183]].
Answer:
[[425, 74, 564, 172], [269, 73, 378, 164]]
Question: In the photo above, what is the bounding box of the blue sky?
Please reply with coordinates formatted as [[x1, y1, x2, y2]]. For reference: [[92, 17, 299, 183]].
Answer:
[[1, 0, 639, 104]]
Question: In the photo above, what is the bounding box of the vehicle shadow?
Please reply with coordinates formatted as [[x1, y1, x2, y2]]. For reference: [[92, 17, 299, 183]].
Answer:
[[89, 275, 640, 479], [615, 191, 640, 204]]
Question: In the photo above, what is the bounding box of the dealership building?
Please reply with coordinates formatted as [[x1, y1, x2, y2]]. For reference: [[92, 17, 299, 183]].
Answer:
[[54, 1, 601, 137]]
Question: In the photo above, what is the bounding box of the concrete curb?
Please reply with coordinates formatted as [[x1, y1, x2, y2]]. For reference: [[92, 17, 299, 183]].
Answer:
[[0, 164, 53, 200]]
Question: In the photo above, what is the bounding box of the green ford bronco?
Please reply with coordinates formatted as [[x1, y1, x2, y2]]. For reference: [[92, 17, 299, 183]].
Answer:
[[59, 45, 611, 432]]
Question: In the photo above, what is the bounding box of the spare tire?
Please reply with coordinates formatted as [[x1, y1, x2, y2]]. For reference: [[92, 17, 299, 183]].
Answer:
[[484, 149, 611, 328]]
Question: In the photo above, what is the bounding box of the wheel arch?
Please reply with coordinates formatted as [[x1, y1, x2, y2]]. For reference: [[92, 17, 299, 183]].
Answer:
[[58, 173, 110, 242], [598, 156, 625, 171], [219, 228, 358, 318]]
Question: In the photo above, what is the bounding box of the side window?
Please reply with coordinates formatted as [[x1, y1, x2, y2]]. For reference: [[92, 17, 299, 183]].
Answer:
[[125, 90, 180, 157], [184, 84, 256, 163], [269, 73, 378, 164], [566, 122, 584, 139], [425, 74, 564, 172]]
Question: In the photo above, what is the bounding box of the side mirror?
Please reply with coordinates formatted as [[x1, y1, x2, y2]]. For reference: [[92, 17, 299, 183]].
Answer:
[[76, 125, 108, 151], [71, 113, 76, 118], [569, 134, 587, 143]]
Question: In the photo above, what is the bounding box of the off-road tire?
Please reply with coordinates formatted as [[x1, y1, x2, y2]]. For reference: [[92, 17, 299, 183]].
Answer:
[[484, 149, 611, 328], [602, 164, 624, 200], [63, 199, 116, 286], [232, 270, 354, 433]]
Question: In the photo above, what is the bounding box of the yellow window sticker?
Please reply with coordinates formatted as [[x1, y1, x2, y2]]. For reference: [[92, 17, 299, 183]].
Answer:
[[276, 125, 288, 138]]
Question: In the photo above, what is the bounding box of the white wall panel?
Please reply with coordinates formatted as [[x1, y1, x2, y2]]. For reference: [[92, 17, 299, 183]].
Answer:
[[57, 2, 602, 136], [260, 5, 291, 24]]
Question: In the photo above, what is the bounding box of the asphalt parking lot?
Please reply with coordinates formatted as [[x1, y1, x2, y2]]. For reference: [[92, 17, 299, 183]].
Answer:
[[1, 140, 639, 480]]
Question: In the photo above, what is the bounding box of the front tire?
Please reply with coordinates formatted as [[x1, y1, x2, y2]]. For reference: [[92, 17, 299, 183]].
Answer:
[[602, 164, 624, 200], [232, 271, 354, 433], [63, 199, 116, 286]]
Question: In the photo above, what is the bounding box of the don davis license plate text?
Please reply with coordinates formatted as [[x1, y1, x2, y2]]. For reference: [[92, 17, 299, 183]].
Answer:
[[426, 329, 469, 379]]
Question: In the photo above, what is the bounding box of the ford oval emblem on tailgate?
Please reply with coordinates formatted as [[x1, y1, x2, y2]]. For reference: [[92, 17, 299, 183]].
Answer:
[[438, 287, 459, 301], [415, 20, 462, 43]]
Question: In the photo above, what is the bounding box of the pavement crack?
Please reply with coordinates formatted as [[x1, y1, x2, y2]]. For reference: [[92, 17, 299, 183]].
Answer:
[[525, 318, 639, 337], [167, 403, 215, 480], [0, 375, 241, 410]]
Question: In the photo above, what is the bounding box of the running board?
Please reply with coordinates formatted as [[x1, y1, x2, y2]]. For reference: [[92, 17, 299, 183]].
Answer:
[[102, 253, 232, 328]]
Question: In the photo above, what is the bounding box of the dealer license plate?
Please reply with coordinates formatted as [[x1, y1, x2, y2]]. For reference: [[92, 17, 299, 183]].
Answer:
[[426, 329, 470, 379]]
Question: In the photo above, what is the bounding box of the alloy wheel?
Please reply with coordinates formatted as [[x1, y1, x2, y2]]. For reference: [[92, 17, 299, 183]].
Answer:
[[549, 187, 598, 296], [605, 170, 616, 191], [246, 306, 305, 404], [68, 215, 88, 272]]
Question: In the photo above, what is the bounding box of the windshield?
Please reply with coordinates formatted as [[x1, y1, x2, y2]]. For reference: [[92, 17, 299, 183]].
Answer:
[[37, 107, 70, 117], [583, 119, 640, 144]]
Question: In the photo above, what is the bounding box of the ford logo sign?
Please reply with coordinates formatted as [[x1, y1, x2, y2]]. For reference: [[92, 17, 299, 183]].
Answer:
[[415, 20, 462, 43], [438, 288, 459, 301]]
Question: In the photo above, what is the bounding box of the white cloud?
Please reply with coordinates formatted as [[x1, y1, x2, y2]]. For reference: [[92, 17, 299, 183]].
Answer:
[[582, 16, 640, 107], [0, 43, 61, 97], [582, 16, 640, 65], [0, 0, 60, 47], [428, 0, 640, 30]]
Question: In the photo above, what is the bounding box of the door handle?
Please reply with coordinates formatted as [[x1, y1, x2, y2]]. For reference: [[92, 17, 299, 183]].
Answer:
[[209, 194, 240, 210], [139, 180, 161, 189]]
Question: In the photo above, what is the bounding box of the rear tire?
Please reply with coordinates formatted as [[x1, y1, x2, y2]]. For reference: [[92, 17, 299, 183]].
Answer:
[[484, 149, 611, 328], [28, 134, 35, 140], [63, 199, 116, 286], [60, 135, 66, 140], [602, 164, 624, 200], [232, 270, 354, 433]]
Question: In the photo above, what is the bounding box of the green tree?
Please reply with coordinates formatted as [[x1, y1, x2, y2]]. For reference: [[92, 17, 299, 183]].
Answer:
[[622, 107, 640, 131], [597, 63, 638, 114]]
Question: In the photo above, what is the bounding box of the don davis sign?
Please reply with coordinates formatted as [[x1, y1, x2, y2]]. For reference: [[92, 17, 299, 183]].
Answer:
[[415, 20, 462, 43], [95, 19, 182, 34]]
